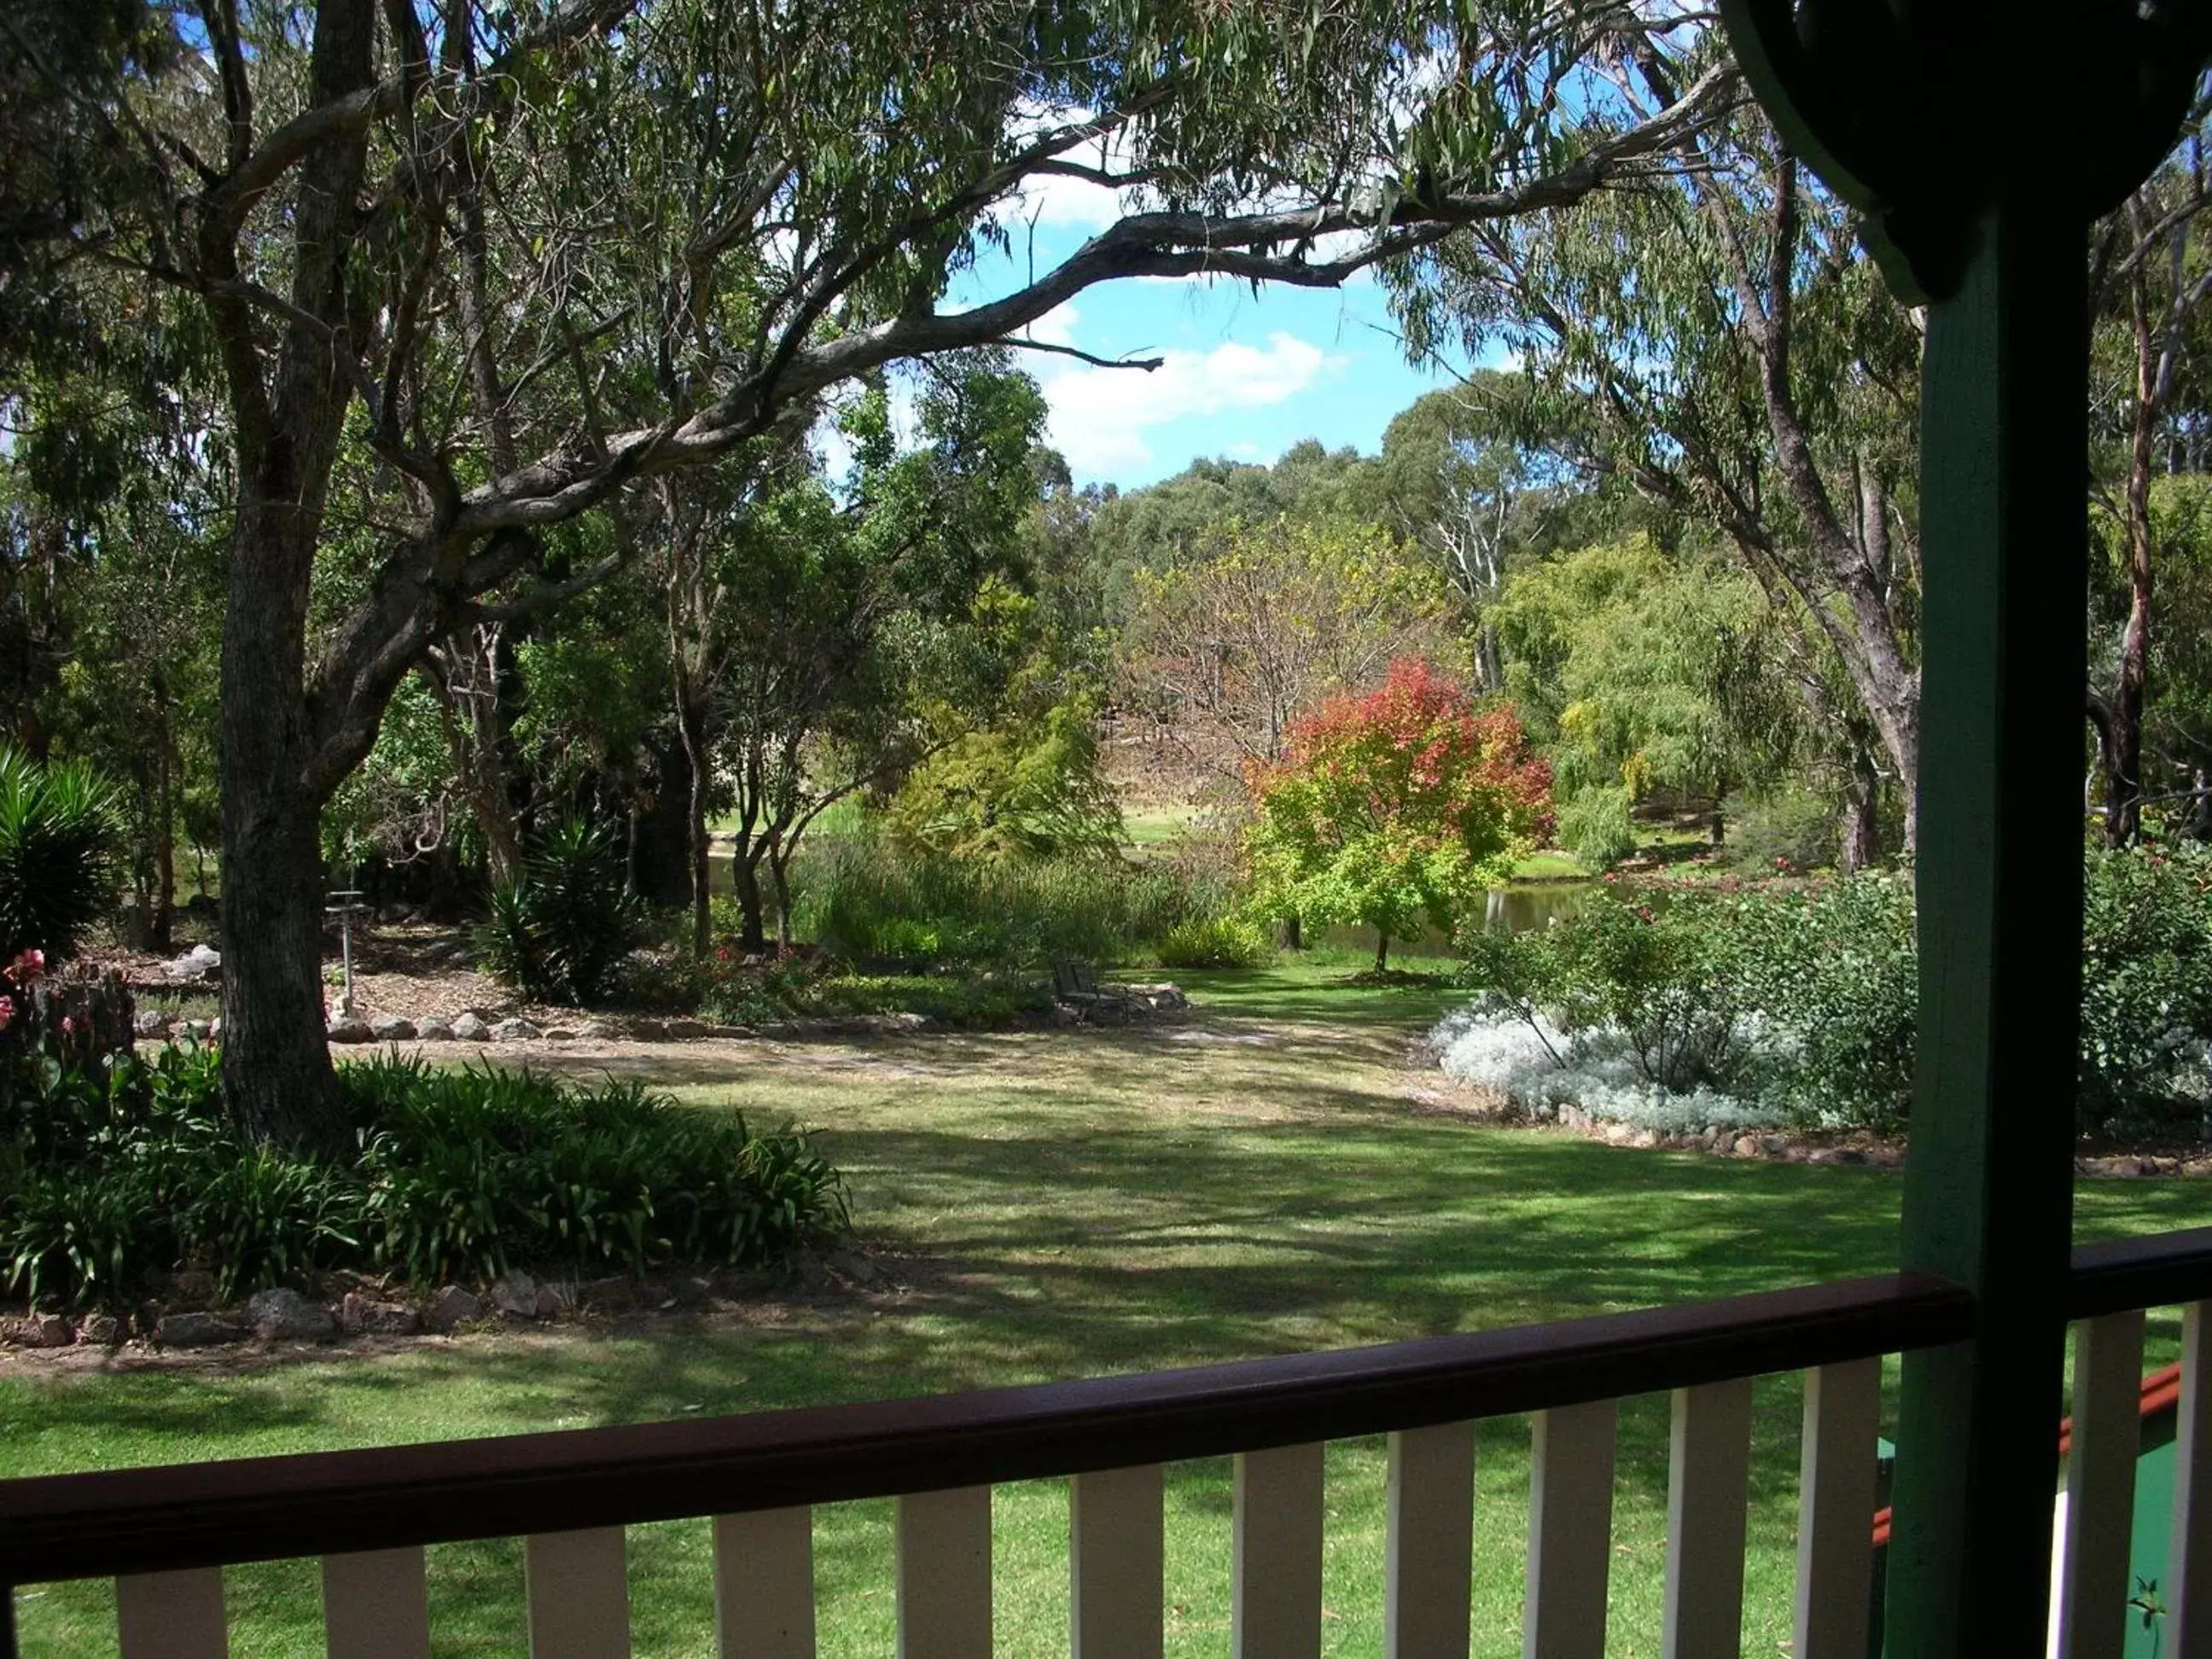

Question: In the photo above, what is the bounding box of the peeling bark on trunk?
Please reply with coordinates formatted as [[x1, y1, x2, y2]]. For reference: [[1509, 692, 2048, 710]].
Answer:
[[2104, 275, 2159, 847]]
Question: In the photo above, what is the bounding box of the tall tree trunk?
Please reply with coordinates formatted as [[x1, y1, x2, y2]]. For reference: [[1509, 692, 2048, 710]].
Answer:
[[218, 504, 345, 1152], [149, 686, 175, 953], [1374, 930, 1390, 972], [731, 847, 768, 952], [629, 738, 696, 905], [1840, 754, 1881, 874], [674, 678, 713, 957], [2105, 281, 2158, 847], [768, 839, 795, 949], [207, 0, 376, 1152]]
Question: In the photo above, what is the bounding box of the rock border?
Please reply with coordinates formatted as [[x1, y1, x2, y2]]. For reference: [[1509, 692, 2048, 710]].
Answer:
[[1412, 1086, 2210, 1177], [0, 1254, 891, 1358]]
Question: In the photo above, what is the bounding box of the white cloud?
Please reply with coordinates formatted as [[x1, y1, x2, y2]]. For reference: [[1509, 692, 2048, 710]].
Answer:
[[1040, 330, 1341, 476], [1003, 169, 1126, 234], [1019, 301, 1082, 351]]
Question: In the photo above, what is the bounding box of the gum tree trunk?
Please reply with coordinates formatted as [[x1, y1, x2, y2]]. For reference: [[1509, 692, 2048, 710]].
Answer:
[[218, 499, 347, 1152], [207, 0, 377, 1153]]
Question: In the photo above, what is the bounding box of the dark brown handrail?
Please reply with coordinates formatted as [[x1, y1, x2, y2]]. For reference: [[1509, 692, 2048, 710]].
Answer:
[[0, 1272, 1971, 1586], [2069, 1225, 2212, 1321]]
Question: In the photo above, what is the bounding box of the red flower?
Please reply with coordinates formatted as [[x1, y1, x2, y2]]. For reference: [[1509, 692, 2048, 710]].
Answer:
[[0, 995, 12, 1031]]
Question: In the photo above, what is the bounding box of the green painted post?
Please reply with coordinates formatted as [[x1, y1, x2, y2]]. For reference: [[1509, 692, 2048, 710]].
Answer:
[[1716, 9, 2206, 1650], [1883, 197, 2087, 1656]]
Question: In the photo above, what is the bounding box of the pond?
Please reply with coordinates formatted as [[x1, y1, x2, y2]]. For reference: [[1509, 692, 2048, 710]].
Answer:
[[1315, 881, 1592, 960]]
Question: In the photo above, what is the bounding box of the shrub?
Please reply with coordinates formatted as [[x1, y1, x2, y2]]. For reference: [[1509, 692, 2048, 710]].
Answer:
[[1746, 874, 1918, 1131], [480, 818, 644, 1004], [2079, 844, 2212, 1134], [1718, 786, 1839, 874], [0, 748, 119, 969], [1555, 785, 1638, 870], [0, 1047, 848, 1307], [1156, 915, 1274, 969], [1447, 851, 2212, 1138]]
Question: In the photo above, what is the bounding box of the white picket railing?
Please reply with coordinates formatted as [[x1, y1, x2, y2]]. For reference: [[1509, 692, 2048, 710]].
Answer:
[[3, 1235, 2209, 1659]]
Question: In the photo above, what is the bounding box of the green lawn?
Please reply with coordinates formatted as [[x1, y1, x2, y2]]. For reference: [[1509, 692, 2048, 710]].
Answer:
[[3, 976, 2201, 1657]]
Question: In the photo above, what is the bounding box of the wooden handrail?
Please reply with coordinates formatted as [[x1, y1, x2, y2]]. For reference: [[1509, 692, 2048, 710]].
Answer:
[[0, 1272, 1973, 1586], [2068, 1225, 2212, 1321]]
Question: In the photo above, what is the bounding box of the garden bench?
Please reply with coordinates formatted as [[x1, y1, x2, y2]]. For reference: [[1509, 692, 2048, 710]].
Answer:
[[1051, 958, 1129, 1022]]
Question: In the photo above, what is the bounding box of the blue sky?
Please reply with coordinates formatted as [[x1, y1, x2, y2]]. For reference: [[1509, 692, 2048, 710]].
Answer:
[[944, 178, 1483, 491]]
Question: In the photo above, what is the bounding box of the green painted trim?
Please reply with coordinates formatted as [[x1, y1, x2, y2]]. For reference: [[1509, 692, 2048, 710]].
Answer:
[[1883, 201, 2087, 1658]]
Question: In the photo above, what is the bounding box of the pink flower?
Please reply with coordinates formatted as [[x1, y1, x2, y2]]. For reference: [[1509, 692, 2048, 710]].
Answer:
[[60, 1015, 75, 1035], [1774, 857, 1791, 871], [4, 948, 44, 985], [0, 995, 13, 1031]]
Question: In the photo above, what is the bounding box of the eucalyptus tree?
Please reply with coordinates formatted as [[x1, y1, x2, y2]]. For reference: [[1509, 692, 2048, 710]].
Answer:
[[1407, 42, 1925, 852], [2087, 111, 2212, 844], [3, 0, 1735, 1146], [667, 358, 1046, 954], [1369, 377, 1590, 689]]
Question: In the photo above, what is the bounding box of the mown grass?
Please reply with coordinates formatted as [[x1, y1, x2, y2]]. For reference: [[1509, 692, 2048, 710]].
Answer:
[[3, 978, 2199, 1657]]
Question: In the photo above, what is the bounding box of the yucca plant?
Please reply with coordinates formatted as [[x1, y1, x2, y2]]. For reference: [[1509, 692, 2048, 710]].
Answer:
[[477, 817, 643, 1004], [0, 748, 120, 968]]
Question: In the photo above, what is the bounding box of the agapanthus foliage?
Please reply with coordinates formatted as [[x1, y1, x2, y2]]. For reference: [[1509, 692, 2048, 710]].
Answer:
[[1244, 658, 1552, 967]]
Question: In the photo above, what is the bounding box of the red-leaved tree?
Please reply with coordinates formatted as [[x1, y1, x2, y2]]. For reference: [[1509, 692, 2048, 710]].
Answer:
[[1244, 659, 1553, 969]]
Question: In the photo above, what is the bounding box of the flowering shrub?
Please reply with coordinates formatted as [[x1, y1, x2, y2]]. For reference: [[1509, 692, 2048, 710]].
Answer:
[[1245, 659, 1552, 969]]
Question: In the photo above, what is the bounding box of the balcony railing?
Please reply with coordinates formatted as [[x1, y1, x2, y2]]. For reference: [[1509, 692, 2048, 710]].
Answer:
[[3, 1227, 2205, 1659]]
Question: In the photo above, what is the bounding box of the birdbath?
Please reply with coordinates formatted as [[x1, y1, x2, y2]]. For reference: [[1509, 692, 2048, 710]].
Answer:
[[325, 891, 370, 1021]]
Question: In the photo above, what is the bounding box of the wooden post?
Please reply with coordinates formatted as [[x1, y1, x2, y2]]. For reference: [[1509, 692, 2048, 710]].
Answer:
[[1884, 197, 2087, 1658]]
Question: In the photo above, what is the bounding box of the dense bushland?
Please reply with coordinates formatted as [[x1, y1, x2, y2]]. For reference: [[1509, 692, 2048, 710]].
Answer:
[[0, 1049, 847, 1308]]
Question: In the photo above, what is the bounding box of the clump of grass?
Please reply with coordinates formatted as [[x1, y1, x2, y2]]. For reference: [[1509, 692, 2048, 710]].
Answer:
[[792, 834, 1233, 969]]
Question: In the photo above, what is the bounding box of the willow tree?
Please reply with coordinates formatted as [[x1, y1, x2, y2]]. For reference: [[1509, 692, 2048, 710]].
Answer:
[[3, 0, 1734, 1147], [1408, 38, 1925, 856]]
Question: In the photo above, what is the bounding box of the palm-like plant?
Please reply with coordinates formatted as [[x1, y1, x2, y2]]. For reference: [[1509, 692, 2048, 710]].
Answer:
[[478, 818, 643, 1005], [0, 748, 120, 968]]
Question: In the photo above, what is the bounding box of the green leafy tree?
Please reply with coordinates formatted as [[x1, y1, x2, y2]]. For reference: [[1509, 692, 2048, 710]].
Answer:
[[1408, 65, 1924, 856], [1488, 535, 1809, 866], [887, 683, 1123, 863], [5, 0, 1733, 1145], [1245, 658, 1551, 970], [700, 360, 1050, 951]]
